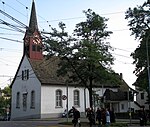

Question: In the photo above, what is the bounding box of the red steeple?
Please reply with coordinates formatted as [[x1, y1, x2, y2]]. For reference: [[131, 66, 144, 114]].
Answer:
[[23, 0, 43, 60]]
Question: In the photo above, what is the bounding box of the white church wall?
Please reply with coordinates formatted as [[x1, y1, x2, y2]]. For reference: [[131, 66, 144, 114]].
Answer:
[[41, 85, 90, 118], [11, 56, 41, 119]]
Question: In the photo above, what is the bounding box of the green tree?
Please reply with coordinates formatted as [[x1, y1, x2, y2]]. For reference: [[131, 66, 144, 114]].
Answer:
[[125, 1, 150, 102], [2, 86, 11, 97], [44, 9, 121, 107], [0, 86, 11, 115]]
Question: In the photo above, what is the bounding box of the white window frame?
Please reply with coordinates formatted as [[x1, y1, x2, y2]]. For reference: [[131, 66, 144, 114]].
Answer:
[[74, 90, 80, 107], [56, 89, 62, 107]]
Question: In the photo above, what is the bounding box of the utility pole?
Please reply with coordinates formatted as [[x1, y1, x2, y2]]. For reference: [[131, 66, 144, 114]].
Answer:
[[146, 34, 150, 109], [66, 81, 69, 123], [128, 88, 132, 125]]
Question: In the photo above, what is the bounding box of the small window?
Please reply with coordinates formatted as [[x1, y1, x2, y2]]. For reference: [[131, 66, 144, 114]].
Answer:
[[16, 92, 20, 108], [22, 69, 29, 80], [141, 93, 144, 100], [23, 93, 27, 111], [32, 45, 36, 51], [74, 90, 80, 106], [56, 90, 62, 107], [37, 45, 41, 52], [121, 104, 124, 110], [31, 91, 35, 108]]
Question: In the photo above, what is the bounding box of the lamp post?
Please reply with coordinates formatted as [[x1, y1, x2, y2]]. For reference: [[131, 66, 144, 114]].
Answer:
[[146, 35, 150, 106], [128, 88, 131, 125], [66, 81, 69, 122]]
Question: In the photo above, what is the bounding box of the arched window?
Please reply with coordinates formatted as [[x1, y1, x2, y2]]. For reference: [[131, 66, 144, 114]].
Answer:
[[74, 90, 80, 106], [56, 89, 62, 107], [16, 92, 20, 108], [31, 90, 35, 108]]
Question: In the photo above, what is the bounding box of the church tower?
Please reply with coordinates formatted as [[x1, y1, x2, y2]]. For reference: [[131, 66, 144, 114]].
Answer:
[[23, 0, 43, 60]]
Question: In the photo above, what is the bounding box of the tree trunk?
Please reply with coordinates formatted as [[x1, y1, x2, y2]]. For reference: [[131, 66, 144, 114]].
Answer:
[[88, 78, 93, 108]]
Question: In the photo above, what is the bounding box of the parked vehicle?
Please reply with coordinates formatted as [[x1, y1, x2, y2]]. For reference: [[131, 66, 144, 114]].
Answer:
[[0, 115, 10, 121], [62, 109, 73, 118], [0, 115, 4, 121]]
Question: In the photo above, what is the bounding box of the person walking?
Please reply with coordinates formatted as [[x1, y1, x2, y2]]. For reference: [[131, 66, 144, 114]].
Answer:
[[72, 106, 81, 127], [86, 107, 95, 127], [96, 108, 102, 127]]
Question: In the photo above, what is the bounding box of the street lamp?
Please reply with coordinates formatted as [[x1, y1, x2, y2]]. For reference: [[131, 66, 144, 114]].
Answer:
[[146, 35, 150, 103], [128, 88, 131, 125]]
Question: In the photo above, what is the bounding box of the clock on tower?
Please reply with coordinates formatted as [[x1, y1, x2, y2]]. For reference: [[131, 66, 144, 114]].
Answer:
[[33, 34, 41, 44]]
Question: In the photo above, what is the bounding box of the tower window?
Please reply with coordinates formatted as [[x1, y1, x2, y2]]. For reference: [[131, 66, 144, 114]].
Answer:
[[32, 45, 36, 51], [37, 45, 41, 52]]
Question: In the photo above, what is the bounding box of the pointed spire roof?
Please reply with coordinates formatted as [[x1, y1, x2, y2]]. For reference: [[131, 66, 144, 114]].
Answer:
[[28, 0, 38, 34]]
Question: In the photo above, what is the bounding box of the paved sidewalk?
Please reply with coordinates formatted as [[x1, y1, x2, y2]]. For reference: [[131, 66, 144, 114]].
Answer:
[[58, 117, 150, 127], [27, 117, 150, 127], [128, 125, 150, 127]]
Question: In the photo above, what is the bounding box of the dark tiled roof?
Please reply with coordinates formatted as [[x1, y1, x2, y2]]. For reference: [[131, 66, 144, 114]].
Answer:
[[119, 79, 137, 93], [104, 89, 126, 101], [29, 56, 122, 88], [29, 56, 67, 85], [11, 54, 132, 91]]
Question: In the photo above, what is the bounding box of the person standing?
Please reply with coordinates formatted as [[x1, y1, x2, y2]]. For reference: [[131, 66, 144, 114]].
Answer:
[[109, 108, 115, 123], [105, 108, 110, 127], [101, 108, 106, 126], [72, 106, 81, 127], [139, 107, 147, 126], [96, 108, 102, 126]]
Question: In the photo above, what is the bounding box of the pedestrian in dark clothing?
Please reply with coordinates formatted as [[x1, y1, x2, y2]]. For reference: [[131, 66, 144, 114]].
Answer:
[[109, 108, 115, 123], [87, 107, 95, 127], [72, 106, 81, 127], [96, 108, 102, 126], [139, 107, 147, 126], [101, 108, 106, 125]]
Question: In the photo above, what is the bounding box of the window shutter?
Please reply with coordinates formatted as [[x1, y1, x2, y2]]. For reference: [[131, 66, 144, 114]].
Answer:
[[27, 69, 29, 79], [22, 71, 24, 80]]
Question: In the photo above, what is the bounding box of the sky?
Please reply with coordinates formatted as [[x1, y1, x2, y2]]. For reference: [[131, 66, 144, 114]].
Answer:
[[0, 0, 145, 89]]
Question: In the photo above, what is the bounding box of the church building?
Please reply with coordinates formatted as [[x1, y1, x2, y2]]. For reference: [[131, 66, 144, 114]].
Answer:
[[10, 1, 133, 120]]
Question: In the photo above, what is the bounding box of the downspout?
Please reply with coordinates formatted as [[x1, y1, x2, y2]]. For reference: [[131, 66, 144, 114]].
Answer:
[[84, 88, 86, 116]]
